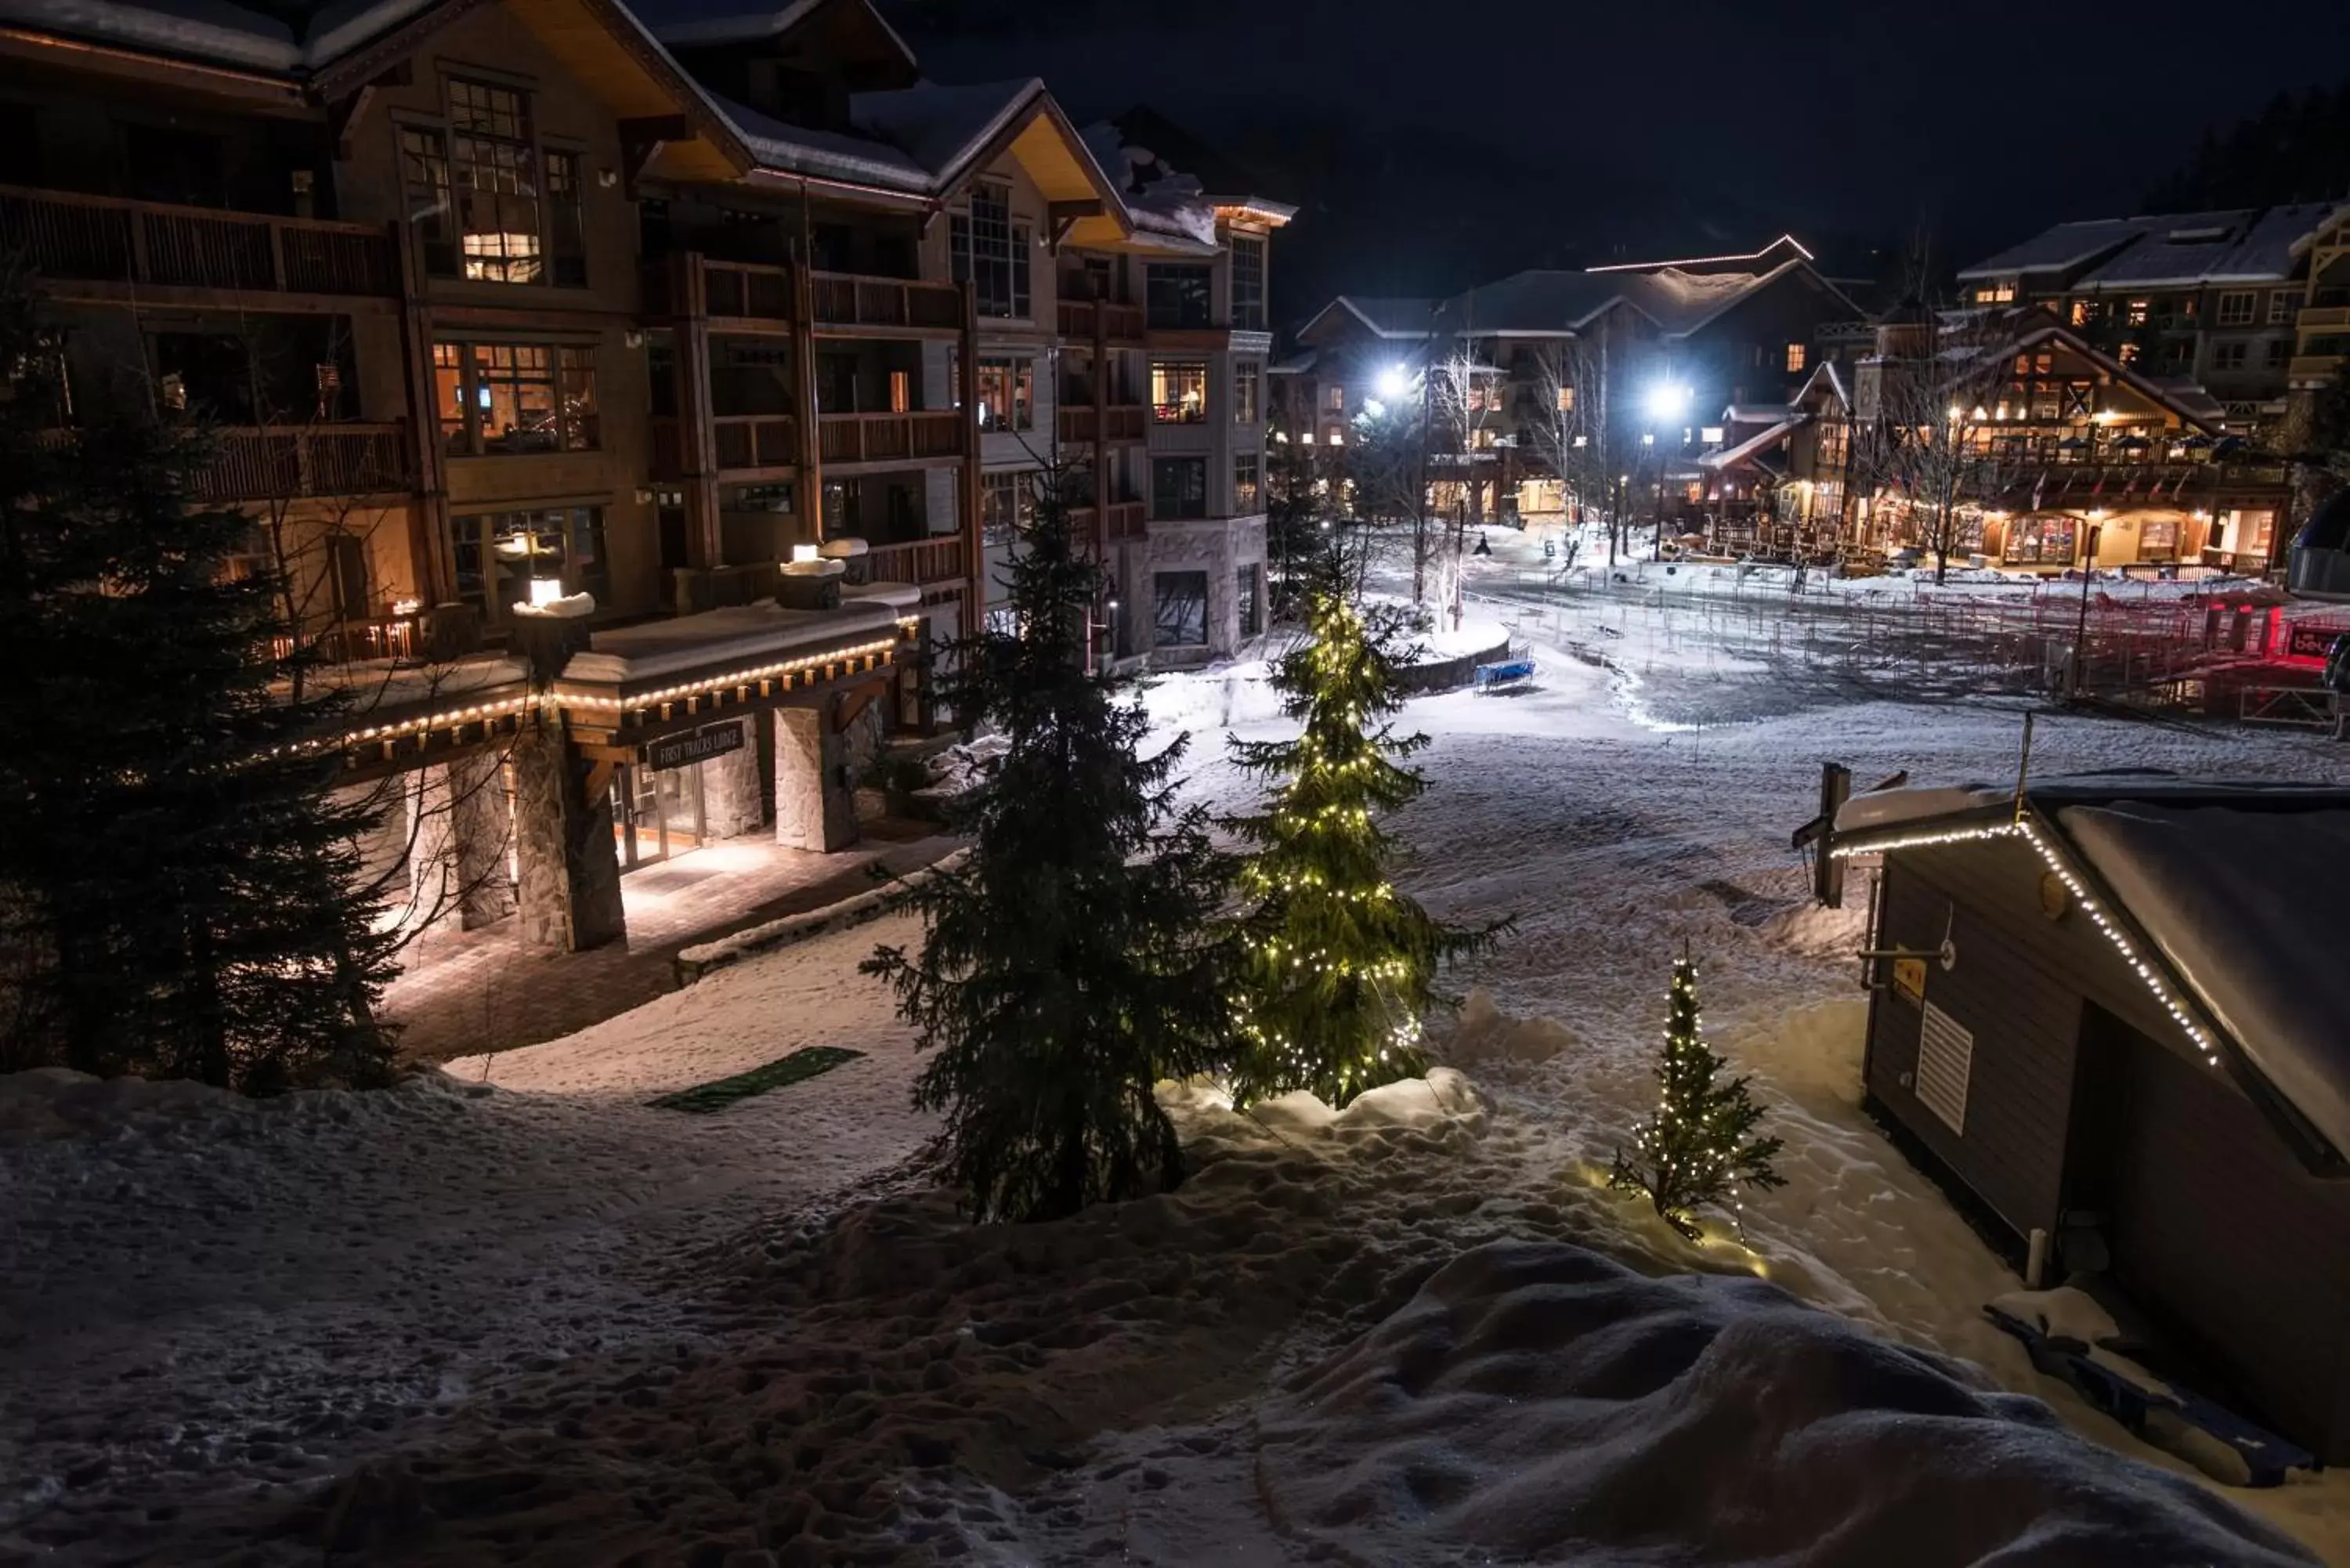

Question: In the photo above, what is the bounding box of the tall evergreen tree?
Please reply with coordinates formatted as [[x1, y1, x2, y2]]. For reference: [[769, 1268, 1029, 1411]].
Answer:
[[863, 475, 1235, 1223], [1225, 584, 1495, 1107], [0, 267, 396, 1088], [1609, 953, 1783, 1239]]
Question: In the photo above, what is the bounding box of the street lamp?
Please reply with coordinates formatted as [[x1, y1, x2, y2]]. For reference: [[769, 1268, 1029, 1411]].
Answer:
[[1376, 364, 1412, 401], [1640, 385, 1688, 560]]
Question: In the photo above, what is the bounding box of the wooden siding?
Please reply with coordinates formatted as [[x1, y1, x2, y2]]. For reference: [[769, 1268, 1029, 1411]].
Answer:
[[2101, 1014, 2350, 1461], [1867, 851, 2082, 1238]]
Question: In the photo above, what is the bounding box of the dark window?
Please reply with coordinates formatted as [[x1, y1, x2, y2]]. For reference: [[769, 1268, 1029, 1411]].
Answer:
[[545, 150, 587, 287], [951, 183, 1029, 319], [325, 533, 372, 623], [447, 79, 541, 284], [1152, 457, 1208, 519], [1153, 570, 1209, 645], [1235, 565, 1260, 636], [1234, 359, 1261, 424], [982, 471, 1032, 541], [151, 333, 255, 422], [121, 123, 225, 208], [401, 126, 458, 276], [1230, 236, 1265, 331], [1146, 265, 1213, 330]]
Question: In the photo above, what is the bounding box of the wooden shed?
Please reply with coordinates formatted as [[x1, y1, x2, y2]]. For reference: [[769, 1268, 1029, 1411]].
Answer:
[[1817, 776, 2350, 1463]]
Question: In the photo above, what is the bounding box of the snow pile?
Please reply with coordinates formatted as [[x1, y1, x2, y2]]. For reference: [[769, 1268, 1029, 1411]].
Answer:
[[1256, 1241, 2317, 1566], [2062, 802, 2350, 1160], [674, 850, 969, 981], [508, 590, 595, 619], [1136, 657, 1286, 733], [916, 732, 1011, 797], [1834, 782, 2006, 833]]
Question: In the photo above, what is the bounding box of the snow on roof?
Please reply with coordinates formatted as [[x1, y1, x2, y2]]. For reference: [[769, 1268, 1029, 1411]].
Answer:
[[1958, 218, 2150, 280], [1697, 414, 1806, 473], [1435, 259, 1845, 341], [0, 0, 439, 71], [718, 93, 928, 189], [1078, 115, 1232, 251], [850, 78, 1036, 182], [562, 600, 899, 688], [1329, 296, 1438, 338], [2061, 801, 2350, 1162], [642, 0, 823, 46], [1961, 203, 2344, 288]]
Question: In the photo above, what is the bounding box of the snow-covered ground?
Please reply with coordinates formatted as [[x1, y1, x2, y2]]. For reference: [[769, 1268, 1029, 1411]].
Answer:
[[6, 591, 2348, 1565]]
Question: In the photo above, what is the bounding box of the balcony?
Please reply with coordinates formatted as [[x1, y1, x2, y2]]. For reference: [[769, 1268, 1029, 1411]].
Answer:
[[1057, 299, 1146, 343], [1071, 500, 1147, 542], [0, 182, 400, 302], [1057, 404, 1148, 445], [2290, 353, 2346, 383], [2295, 305, 2350, 332], [864, 537, 967, 587], [703, 260, 794, 324], [819, 410, 962, 467], [810, 272, 964, 335], [191, 423, 413, 503], [714, 415, 798, 472]]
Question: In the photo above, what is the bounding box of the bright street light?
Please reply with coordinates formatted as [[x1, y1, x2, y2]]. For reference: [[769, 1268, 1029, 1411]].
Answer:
[[1375, 364, 1412, 400], [1361, 397, 1387, 420], [1643, 382, 1690, 424]]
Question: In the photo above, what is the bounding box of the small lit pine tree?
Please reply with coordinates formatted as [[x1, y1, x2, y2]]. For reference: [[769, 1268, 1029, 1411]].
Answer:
[[1225, 585, 1497, 1107], [1610, 953, 1784, 1239], [862, 471, 1236, 1223]]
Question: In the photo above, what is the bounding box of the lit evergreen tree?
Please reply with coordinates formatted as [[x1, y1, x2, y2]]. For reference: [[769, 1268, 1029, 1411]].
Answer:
[[0, 266, 396, 1088], [1610, 953, 1784, 1238], [863, 475, 1236, 1222], [1225, 586, 1495, 1107]]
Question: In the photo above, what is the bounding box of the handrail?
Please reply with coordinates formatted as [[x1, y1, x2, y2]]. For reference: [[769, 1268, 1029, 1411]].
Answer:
[[190, 422, 414, 501], [863, 536, 966, 585], [0, 182, 399, 296], [819, 410, 962, 464]]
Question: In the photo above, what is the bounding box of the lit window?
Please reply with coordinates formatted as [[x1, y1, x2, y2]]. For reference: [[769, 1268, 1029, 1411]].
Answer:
[[1234, 450, 1260, 512], [434, 339, 598, 455], [444, 505, 606, 622], [1325, 385, 1345, 413], [1785, 341, 1807, 373], [2215, 291, 2256, 327], [1556, 385, 1574, 411], [2125, 298, 2149, 327], [447, 79, 542, 284], [974, 358, 1033, 432], [2117, 342, 2141, 366], [1152, 360, 1209, 423]]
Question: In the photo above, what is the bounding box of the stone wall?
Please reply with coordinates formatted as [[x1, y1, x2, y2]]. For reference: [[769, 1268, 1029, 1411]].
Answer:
[[511, 719, 625, 954], [774, 701, 859, 853], [700, 718, 767, 841]]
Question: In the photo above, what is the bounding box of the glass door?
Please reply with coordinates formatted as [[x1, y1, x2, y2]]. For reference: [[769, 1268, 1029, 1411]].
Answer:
[[609, 761, 707, 872]]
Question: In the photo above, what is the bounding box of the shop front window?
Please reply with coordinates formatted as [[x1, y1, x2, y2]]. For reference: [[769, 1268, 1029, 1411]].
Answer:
[[2003, 515, 2077, 566]]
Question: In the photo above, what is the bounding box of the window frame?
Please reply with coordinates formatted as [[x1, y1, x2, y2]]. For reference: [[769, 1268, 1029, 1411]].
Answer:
[[1144, 264, 1213, 330], [1229, 235, 1265, 332], [1233, 358, 1261, 425], [951, 182, 1031, 320], [444, 77, 545, 285], [974, 356, 1034, 432], [1151, 359, 1209, 424], [1151, 456, 1209, 520], [1233, 450, 1260, 514], [444, 504, 609, 623], [2214, 291, 2257, 327], [433, 337, 601, 456]]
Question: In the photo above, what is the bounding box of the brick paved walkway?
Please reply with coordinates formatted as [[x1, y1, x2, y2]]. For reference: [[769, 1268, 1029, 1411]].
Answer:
[[385, 823, 958, 1062]]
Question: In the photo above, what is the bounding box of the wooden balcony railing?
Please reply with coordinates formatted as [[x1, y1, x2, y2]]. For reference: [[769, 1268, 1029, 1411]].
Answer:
[[1104, 500, 1145, 540], [864, 537, 967, 586], [2296, 305, 2350, 332], [191, 423, 413, 502], [819, 410, 962, 465], [714, 414, 798, 471], [810, 271, 964, 333], [0, 183, 399, 298], [649, 415, 685, 481], [703, 259, 794, 322], [1057, 299, 1146, 342], [1058, 404, 1148, 446]]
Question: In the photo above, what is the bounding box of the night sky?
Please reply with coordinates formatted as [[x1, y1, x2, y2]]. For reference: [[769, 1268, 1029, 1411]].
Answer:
[[884, 0, 2350, 322]]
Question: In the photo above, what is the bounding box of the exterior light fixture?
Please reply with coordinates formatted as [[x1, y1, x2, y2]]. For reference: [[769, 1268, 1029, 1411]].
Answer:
[[1376, 365, 1412, 399], [1643, 382, 1690, 423], [528, 576, 564, 607], [791, 543, 820, 563]]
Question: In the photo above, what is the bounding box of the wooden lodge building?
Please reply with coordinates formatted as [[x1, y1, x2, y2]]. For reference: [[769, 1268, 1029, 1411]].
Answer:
[[0, 0, 1289, 952], [1816, 775, 2350, 1465]]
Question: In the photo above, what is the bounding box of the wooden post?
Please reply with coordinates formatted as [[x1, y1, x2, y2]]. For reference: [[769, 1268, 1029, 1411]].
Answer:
[[1814, 761, 1850, 908], [673, 251, 723, 569], [793, 251, 823, 547], [960, 279, 983, 637], [1094, 293, 1110, 558], [390, 215, 451, 608]]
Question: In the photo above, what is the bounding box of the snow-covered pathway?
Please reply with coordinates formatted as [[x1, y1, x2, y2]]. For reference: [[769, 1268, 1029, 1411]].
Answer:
[[7, 614, 2348, 1565]]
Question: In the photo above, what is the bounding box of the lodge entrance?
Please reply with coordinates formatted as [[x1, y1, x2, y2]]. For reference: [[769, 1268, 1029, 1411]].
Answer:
[[610, 761, 706, 870]]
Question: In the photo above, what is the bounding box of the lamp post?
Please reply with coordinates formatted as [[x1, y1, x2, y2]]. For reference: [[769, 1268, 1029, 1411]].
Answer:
[[1643, 381, 1689, 560], [2070, 515, 2104, 697]]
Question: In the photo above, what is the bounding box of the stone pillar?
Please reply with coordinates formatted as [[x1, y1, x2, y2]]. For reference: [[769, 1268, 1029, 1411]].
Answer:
[[774, 701, 859, 853], [342, 781, 410, 907], [405, 755, 516, 937], [510, 721, 626, 954], [701, 719, 766, 840]]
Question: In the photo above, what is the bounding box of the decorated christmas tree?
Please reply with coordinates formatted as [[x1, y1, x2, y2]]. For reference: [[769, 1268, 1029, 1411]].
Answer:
[[1225, 585, 1495, 1107], [1610, 952, 1784, 1238], [862, 474, 1235, 1223]]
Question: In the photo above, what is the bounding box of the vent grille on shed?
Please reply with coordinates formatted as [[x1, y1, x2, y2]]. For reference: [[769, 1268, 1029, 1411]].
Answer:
[[1917, 1002, 1974, 1134]]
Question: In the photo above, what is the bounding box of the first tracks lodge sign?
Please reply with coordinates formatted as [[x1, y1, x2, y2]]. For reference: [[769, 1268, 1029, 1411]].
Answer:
[[645, 723, 746, 772]]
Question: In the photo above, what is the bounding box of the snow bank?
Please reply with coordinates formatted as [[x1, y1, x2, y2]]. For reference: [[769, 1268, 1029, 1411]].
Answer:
[[1258, 1241, 2317, 1566], [1834, 782, 2006, 833], [672, 849, 969, 981]]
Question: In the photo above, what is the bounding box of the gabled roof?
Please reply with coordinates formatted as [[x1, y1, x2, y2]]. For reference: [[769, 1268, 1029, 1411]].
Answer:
[[1927, 320, 2223, 434], [1299, 296, 1437, 344], [1960, 202, 2348, 288], [1699, 414, 1806, 473], [1826, 778, 2350, 1172], [1433, 257, 1862, 341], [641, 0, 911, 65], [0, 0, 443, 72], [1588, 233, 1814, 275]]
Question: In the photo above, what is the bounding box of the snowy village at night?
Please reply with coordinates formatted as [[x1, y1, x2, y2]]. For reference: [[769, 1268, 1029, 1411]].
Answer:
[[5, 0, 2350, 1562]]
